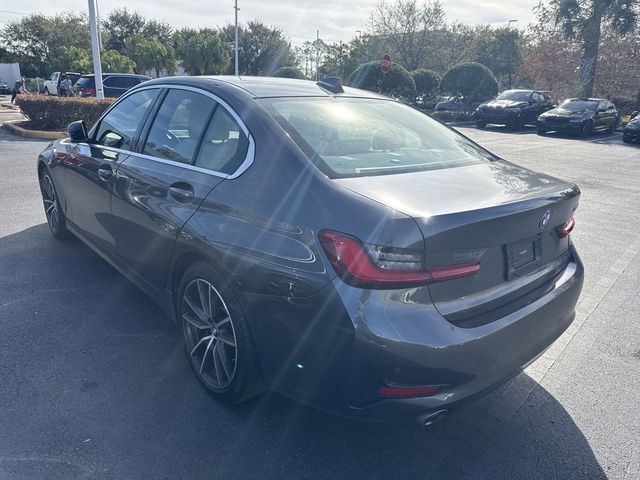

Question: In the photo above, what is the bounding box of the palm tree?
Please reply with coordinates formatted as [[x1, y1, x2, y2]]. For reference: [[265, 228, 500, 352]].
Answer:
[[553, 0, 638, 97]]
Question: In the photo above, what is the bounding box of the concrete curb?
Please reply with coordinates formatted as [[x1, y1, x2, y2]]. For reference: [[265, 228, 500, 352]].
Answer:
[[2, 120, 67, 140]]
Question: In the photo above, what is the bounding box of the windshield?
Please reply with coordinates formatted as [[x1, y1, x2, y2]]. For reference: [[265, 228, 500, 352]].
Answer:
[[75, 76, 94, 87], [260, 97, 494, 178], [559, 99, 598, 111], [496, 91, 532, 102]]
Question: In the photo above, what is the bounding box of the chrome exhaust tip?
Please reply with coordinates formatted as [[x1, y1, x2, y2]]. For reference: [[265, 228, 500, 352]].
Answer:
[[418, 409, 449, 427]]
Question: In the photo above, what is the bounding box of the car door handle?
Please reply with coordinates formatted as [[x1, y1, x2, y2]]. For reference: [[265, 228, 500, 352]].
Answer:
[[97, 165, 113, 181], [169, 184, 194, 202]]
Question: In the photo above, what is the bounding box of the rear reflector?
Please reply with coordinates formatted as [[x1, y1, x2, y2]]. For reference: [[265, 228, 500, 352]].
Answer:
[[319, 230, 479, 288], [379, 385, 441, 398], [558, 216, 575, 238]]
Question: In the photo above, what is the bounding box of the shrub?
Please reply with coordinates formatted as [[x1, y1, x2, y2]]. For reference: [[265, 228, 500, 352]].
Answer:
[[440, 62, 498, 110], [411, 69, 440, 100], [272, 66, 307, 79], [15, 94, 114, 131], [347, 61, 416, 99]]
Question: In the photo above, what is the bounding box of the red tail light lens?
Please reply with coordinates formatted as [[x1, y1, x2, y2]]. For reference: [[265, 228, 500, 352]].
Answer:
[[558, 216, 575, 238], [85, 87, 96, 95], [379, 385, 441, 398], [319, 230, 479, 288]]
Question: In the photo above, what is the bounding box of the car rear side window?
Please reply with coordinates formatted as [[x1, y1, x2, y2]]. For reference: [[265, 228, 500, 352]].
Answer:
[[94, 89, 158, 150], [143, 89, 216, 164], [194, 107, 249, 174], [260, 97, 494, 178]]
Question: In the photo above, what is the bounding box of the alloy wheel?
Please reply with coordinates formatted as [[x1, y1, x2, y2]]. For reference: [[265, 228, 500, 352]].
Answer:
[[41, 174, 60, 232], [182, 279, 238, 389]]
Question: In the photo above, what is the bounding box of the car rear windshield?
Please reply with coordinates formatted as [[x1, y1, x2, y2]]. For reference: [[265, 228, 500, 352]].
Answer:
[[75, 76, 94, 87], [259, 97, 494, 178], [559, 99, 598, 111], [496, 90, 531, 102]]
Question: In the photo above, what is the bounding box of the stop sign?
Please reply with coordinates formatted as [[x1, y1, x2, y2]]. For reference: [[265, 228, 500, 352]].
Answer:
[[380, 54, 392, 73]]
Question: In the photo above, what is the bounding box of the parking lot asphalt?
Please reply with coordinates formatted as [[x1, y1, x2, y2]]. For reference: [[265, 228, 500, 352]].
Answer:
[[0, 116, 639, 479]]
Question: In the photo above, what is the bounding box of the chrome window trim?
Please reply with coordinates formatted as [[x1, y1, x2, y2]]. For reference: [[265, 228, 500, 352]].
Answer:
[[89, 83, 255, 180]]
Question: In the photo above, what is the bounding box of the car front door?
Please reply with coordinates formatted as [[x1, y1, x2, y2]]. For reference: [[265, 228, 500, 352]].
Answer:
[[110, 87, 252, 289], [63, 88, 160, 254]]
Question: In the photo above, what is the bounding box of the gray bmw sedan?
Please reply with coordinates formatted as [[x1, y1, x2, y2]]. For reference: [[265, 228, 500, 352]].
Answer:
[[37, 76, 583, 424]]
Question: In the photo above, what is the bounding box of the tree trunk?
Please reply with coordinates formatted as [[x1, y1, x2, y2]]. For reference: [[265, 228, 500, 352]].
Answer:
[[578, 11, 603, 97]]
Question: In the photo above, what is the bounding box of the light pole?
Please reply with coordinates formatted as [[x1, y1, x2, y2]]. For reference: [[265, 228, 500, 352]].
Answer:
[[88, 0, 104, 99], [234, 0, 239, 76], [507, 19, 518, 28]]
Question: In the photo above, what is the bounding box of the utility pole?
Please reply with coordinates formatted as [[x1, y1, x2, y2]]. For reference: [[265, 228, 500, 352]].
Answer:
[[234, 0, 239, 76], [88, 0, 104, 99]]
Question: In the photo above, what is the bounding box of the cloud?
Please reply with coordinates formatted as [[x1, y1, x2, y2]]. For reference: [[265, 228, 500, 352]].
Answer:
[[3, 0, 537, 44]]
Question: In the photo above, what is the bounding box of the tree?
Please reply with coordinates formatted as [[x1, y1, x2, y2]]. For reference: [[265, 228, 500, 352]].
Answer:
[[440, 62, 498, 109], [220, 21, 296, 75], [348, 61, 416, 98], [272, 66, 307, 79], [411, 68, 440, 100], [173, 28, 230, 75], [101, 50, 135, 73], [126, 35, 177, 77], [58, 46, 93, 73], [0, 12, 90, 77], [553, 0, 639, 96], [369, 0, 446, 71], [102, 8, 147, 53]]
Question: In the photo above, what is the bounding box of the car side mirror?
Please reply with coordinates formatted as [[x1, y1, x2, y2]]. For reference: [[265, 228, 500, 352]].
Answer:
[[67, 120, 88, 143]]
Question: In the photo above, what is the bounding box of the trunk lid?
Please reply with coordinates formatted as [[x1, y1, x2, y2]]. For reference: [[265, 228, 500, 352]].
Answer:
[[335, 161, 580, 326]]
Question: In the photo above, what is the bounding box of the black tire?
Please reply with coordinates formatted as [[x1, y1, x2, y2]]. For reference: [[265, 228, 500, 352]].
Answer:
[[177, 262, 265, 404], [39, 170, 71, 239], [537, 128, 547, 136], [510, 116, 525, 131], [44, 87, 50, 96], [623, 135, 632, 144], [607, 118, 618, 134], [581, 120, 593, 138], [475, 120, 486, 129]]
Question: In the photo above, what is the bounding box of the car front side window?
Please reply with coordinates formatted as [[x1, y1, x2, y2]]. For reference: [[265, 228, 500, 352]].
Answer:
[[94, 89, 159, 151], [143, 89, 216, 164]]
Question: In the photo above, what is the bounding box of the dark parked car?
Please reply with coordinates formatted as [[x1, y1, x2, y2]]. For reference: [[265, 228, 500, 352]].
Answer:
[[475, 89, 554, 129], [623, 111, 640, 144], [537, 98, 619, 137], [37, 76, 583, 424], [73, 73, 151, 98]]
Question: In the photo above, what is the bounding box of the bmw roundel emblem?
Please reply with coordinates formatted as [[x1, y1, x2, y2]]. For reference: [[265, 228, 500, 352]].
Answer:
[[540, 210, 552, 229]]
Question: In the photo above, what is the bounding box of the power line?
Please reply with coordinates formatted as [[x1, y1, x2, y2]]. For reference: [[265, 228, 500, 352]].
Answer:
[[0, 10, 27, 15]]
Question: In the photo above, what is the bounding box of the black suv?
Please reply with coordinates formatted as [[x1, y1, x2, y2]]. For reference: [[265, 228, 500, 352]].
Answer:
[[537, 98, 619, 137], [475, 90, 554, 130], [73, 73, 151, 98], [623, 111, 640, 144]]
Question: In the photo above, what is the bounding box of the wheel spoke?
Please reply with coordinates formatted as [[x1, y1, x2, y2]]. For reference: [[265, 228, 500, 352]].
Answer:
[[184, 296, 209, 327], [199, 336, 215, 374], [183, 312, 209, 331], [190, 334, 213, 355], [216, 316, 231, 328], [217, 332, 236, 347], [196, 280, 210, 318], [216, 342, 232, 380], [212, 342, 223, 385], [46, 203, 56, 214]]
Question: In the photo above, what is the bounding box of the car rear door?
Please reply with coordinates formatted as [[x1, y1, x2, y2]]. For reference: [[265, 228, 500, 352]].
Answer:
[[63, 88, 161, 254], [110, 86, 252, 289]]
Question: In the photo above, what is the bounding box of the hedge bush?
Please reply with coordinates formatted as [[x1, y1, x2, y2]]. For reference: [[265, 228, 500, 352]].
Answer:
[[411, 69, 440, 100], [16, 94, 114, 131], [348, 61, 416, 99], [439, 62, 498, 108]]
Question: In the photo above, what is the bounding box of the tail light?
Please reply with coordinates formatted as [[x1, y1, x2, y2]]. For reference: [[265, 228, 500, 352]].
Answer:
[[558, 216, 575, 238], [84, 87, 96, 96], [379, 385, 441, 398], [319, 230, 479, 288]]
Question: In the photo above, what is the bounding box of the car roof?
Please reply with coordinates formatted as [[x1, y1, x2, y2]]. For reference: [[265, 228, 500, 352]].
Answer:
[[565, 97, 607, 102], [79, 73, 151, 78], [143, 75, 388, 99]]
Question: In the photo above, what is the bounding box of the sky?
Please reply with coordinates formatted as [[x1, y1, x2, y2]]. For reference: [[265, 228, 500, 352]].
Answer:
[[0, 0, 540, 45]]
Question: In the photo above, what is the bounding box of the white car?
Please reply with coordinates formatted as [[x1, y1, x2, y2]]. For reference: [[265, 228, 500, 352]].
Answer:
[[44, 72, 81, 96]]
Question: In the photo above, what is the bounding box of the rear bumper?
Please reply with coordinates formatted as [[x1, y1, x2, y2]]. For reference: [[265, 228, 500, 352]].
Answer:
[[476, 110, 519, 125], [244, 246, 584, 423], [537, 120, 583, 132], [623, 129, 640, 142]]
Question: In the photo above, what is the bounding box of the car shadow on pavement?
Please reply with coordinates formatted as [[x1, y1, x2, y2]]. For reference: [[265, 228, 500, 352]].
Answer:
[[477, 125, 538, 135], [0, 224, 606, 480]]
